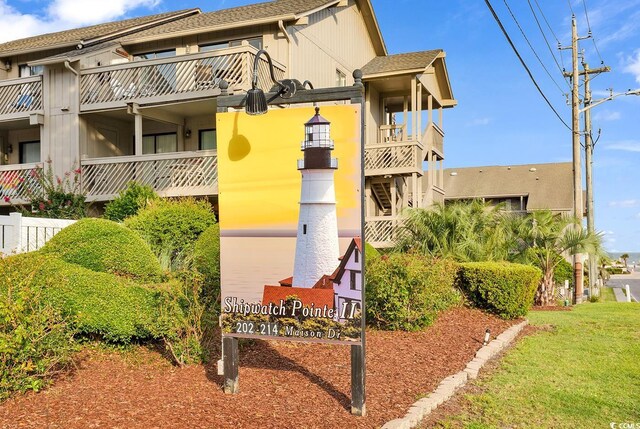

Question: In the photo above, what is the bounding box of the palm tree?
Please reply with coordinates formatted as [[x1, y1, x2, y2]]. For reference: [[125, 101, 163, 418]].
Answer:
[[395, 200, 512, 262], [620, 253, 630, 268], [508, 210, 602, 306]]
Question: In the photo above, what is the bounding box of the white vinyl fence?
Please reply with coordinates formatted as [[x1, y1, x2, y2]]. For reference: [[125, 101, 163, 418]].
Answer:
[[0, 213, 76, 255]]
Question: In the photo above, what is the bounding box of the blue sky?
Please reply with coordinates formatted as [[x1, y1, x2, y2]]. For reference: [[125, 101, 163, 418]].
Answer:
[[1, 0, 638, 251]]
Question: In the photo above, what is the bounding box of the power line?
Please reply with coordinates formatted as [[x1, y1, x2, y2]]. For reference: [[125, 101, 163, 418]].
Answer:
[[567, 0, 575, 15], [532, 0, 568, 71], [484, 0, 572, 130], [581, 0, 605, 64], [525, 0, 571, 88], [502, 0, 566, 94]]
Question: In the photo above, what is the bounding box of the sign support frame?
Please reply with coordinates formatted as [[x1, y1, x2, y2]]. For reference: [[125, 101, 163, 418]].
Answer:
[[216, 72, 366, 416]]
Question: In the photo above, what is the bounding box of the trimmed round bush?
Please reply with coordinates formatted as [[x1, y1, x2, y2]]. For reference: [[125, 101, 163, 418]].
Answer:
[[103, 182, 158, 222], [193, 223, 220, 301], [125, 198, 216, 270], [5, 253, 182, 343], [40, 218, 163, 282], [458, 262, 542, 319], [366, 253, 461, 331]]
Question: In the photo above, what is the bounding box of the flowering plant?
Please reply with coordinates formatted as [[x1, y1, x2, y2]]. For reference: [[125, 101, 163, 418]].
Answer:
[[12, 159, 87, 219]]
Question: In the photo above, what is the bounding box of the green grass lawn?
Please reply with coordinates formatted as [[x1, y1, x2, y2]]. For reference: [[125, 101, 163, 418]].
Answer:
[[435, 302, 640, 428]]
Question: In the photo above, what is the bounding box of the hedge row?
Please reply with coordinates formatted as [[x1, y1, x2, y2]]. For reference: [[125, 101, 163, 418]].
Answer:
[[365, 254, 461, 331], [457, 262, 542, 319], [5, 253, 183, 343]]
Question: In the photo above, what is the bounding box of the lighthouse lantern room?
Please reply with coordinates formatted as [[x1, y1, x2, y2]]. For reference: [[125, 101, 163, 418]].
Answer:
[[292, 107, 340, 288]]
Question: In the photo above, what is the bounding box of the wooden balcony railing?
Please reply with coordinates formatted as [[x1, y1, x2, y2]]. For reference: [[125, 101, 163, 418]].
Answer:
[[0, 76, 43, 120], [79, 45, 286, 111], [80, 151, 217, 201], [0, 163, 42, 205], [425, 122, 444, 155], [365, 216, 403, 248], [364, 141, 423, 176]]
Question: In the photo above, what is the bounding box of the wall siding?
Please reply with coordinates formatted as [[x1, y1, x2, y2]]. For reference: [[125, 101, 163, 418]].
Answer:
[[43, 65, 80, 177], [289, 1, 377, 88]]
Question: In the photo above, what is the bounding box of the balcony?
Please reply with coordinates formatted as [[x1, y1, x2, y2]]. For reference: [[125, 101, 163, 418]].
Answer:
[[365, 216, 404, 248], [425, 122, 444, 155], [80, 150, 217, 201], [79, 45, 286, 112], [0, 163, 42, 205], [0, 76, 43, 121], [365, 124, 424, 177]]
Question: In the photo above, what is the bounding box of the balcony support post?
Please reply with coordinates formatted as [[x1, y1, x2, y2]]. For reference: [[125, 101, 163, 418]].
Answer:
[[134, 110, 143, 156]]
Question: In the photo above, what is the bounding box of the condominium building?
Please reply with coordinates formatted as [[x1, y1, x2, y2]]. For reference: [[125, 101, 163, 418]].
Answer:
[[0, 0, 456, 247]]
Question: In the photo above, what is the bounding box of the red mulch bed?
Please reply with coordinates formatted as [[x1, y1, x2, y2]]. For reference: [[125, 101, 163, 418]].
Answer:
[[0, 307, 517, 429]]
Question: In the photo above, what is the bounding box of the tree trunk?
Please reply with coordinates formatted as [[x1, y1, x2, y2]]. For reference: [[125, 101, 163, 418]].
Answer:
[[535, 269, 555, 306]]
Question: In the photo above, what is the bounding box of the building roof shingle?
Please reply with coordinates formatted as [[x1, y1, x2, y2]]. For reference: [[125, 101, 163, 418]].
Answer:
[[119, 0, 337, 42], [361, 49, 442, 76], [442, 163, 574, 212], [0, 10, 195, 56]]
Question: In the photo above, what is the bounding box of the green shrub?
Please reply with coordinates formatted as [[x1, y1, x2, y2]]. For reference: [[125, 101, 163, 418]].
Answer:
[[365, 242, 380, 259], [103, 182, 158, 222], [192, 223, 220, 304], [458, 262, 542, 319], [125, 198, 216, 270], [40, 218, 163, 282], [606, 267, 628, 275], [365, 253, 461, 331], [554, 257, 573, 286], [0, 256, 76, 399], [6, 253, 181, 343]]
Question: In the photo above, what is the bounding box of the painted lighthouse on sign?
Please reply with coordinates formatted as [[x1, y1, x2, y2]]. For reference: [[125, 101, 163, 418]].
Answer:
[[292, 107, 340, 288]]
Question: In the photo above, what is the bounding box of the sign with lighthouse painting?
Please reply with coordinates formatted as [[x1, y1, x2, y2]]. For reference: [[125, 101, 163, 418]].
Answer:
[[217, 105, 363, 345]]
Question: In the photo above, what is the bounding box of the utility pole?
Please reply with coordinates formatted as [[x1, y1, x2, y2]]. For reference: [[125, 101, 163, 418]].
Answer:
[[570, 16, 584, 304], [582, 61, 610, 297]]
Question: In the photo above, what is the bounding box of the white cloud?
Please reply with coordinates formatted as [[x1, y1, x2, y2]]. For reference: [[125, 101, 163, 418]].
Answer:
[[604, 140, 640, 152], [0, 0, 159, 44], [609, 199, 640, 208], [624, 49, 640, 84], [47, 0, 159, 27], [466, 117, 491, 127], [593, 110, 621, 121]]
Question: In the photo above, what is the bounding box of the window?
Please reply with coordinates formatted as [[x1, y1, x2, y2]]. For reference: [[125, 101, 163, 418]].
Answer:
[[19, 65, 44, 77], [303, 224, 307, 235], [354, 248, 359, 263], [336, 69, 347, 87], [133, 49, 176, 60], [350, 271, 357, 290], [19, 141, 40, 164], [199, 129, 217, 150], [200, 37, 263, 52], [142, 133, 177, 155]]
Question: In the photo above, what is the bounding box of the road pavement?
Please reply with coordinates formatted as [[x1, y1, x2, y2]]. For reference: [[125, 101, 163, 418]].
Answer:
[[607, 270, 640, 302]]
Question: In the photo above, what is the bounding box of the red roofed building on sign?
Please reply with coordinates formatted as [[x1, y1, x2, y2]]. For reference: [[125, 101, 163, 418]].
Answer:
[[262, 285, 335, 310], [261, 237, 362, 321]]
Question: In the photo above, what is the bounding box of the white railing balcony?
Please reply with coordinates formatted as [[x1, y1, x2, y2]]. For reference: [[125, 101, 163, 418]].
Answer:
[[79, 45, 286, 111], [0, 163, 42, 205], [80, 150, 217, 201], [0, 76, 43, 120], [364, 141, 423, 176], [365, 216, 403, 248]]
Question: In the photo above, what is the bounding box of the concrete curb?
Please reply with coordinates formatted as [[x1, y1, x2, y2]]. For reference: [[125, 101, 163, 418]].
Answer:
[[381, 319, 529, 429]]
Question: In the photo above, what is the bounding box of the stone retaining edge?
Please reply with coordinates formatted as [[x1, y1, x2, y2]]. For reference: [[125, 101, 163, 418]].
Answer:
[[381, 319, 529, 429]]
